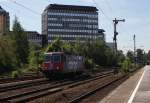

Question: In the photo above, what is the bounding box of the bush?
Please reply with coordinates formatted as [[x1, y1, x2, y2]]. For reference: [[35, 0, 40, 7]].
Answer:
[[84, 58, 94, 70], [28, 66, 39, 72], [121, 58, 131, 73], [0, 35, 18, 73], [28, 44, 40, 72], [11, 70, 21, 78]]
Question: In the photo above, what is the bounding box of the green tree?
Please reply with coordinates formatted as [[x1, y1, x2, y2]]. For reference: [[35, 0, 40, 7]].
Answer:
[[62, 42, 73, 54], [145, 50, 150, 63], [12, 17, 29, 65], [0, 35, 17, 73], [91, 40, 107, 66], [118, 50, 125, 63], [127, 50, 134, 63], [28, 45, 39, 71], [73, 39, 85, 55], [46, 37, 63, 52], [136, 49, 144, 64], [105, 48, 118, 66], [146, 50, 150, 60], [121, 57, 131, 73]]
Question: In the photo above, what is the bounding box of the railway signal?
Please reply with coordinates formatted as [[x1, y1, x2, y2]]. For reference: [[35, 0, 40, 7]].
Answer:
[[113, 18, 125, 53]]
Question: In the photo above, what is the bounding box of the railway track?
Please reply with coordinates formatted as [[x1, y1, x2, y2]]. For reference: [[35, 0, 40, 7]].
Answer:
[[0, 78, 50, 92], [0, 73, 44, 84], [0, 71, 113, 103], [68, 75, 126, 103], [0, 71, 112, 93], [27, 72, 125, 103]]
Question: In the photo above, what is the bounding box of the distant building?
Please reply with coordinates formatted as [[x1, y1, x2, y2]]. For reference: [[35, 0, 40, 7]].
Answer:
[[42, 4, 99, 43], [26, 31, 47, 47], [106, 42, 115, 50], [0, 6, 9, 34], [98, 29, 105, 41]]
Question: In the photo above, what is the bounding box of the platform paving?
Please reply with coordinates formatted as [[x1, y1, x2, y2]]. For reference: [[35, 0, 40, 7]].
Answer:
[[131, 66, 150, 103], [99, 67, 144, 103]]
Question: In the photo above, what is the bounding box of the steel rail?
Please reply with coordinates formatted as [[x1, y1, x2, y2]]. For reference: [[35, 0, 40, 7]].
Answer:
[[68, 75, 126, 103], [1, 72, 114, 103]]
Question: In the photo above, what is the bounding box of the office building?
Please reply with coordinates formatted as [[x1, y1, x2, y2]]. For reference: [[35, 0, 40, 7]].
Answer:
[[26, 31, 47, 47], [42, 4, 99, 43], [98, 29, 105, 41], [0, 6, 9, 34]]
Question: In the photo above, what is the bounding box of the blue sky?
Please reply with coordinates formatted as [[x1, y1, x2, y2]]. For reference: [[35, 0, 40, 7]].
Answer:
[[0, 0, 150, 53]]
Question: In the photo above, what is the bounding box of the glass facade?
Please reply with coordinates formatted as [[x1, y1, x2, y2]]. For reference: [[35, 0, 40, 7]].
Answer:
[[42, 4, 99, 43]]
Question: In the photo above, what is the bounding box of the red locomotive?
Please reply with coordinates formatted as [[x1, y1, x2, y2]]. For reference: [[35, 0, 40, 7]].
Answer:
[[41, 52, 84, 77]]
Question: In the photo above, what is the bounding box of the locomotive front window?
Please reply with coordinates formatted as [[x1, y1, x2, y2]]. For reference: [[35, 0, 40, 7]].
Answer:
[[44, 55, 51, 62], [53, 54, 61, 63]]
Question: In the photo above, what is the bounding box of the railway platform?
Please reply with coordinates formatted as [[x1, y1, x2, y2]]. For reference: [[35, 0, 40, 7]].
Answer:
[[99, 66, 148, 103]]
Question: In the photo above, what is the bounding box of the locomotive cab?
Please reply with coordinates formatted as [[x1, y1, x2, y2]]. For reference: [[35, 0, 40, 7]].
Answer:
[[42, 52, 64, 75]]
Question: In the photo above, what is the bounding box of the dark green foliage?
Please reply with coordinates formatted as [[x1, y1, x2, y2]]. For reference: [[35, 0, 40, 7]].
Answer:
[[0, 17, 31, 75], [84, 58, 94, 70], [0, 35, 18, 73], [121, 57, 131, 73], [46, 38, 63, 52], [11, 70, 22, 78], [28, 44, 39, 71], [127, 50, 134, 63], [138, 50, 150, 65], [143, 50, 150, 64], [117, 50, 126, 66], [93, 44, 106, 65], [62, 42, 74, 54], [146, 50, 150, 60], [136, 49, 144, 64], [105, 48, 118, 66], [125, 49, 150, 67], [79, 40, 119, 67], [12, 17, 29, 65], [73, 39, 84, 55]]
